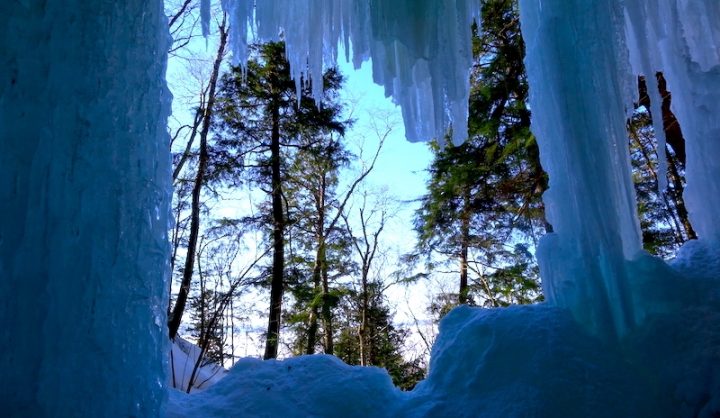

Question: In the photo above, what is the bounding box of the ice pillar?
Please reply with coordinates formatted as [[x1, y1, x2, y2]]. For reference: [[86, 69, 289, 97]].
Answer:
[[0, 1, 171, 416], [518, 0, 642, 338]]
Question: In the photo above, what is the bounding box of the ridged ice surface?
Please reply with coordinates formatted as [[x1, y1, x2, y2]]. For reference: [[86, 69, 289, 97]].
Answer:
[[168, 2, 720, 417], [217, 0, 480, 145], [0, 1, 171, 416], [519, 0, 720, 338], [624, 0, 720, 244]]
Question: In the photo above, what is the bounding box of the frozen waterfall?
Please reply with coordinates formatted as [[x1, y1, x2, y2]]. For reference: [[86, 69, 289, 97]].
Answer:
[[1, 1, 171, 416], [1, 0, 719, 416], [218, 0, 720, 340]]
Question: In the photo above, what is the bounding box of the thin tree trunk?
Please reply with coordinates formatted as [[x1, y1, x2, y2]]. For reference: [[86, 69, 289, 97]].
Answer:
[[321, 258, 334, 355], [635, 75, 695, 243], [666, 148, 696, 240], [168, 16, 228, 340], [305, 243, 323, 354], [306, 178, 326, 355], [173, 107, 203, 181], [359, 255, 370, 366], [458, 191, 470, 305], [343, 197, 386, 366]]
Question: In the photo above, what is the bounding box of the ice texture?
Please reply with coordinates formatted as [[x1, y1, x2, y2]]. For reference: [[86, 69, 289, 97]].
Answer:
[[218, 0, 480, 145], [0, 1, 171, 416], [517, 0, 720, 339], [170, 0, 720, 416], [624, 0, 720, 244], [3, 0, 720, 416], [518, 0, 642, 338]]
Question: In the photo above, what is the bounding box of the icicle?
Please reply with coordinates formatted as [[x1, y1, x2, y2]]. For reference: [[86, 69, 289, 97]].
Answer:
[[224, 0, 254, 66], [623, 4, 668, 193], [201, 0, 211, 37], [519, 0, 642, 339], [218, 0, 480, 143]]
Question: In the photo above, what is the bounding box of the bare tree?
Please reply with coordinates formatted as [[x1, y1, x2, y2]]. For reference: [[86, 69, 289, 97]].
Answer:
[[168, 13, 229, 339]]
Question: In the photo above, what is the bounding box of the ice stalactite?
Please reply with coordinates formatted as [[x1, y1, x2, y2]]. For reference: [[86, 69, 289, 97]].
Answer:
[[0, 1, 171, 416], [215, 0, 480, 145]]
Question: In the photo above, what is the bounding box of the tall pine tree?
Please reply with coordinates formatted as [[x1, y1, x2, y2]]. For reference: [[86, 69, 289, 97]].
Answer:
[[415, 0, 546, 309], [213, 42, 348, 359]]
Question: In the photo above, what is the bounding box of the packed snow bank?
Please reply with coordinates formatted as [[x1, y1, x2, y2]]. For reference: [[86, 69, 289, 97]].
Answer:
[[168, 252, 720, 417]]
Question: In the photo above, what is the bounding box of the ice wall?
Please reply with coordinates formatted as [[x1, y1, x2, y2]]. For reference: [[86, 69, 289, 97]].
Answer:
[[215, 0, 720, 340], [219, 0, 480, 145], [0, 1, 171, 416], [3, 0, 719, 416]]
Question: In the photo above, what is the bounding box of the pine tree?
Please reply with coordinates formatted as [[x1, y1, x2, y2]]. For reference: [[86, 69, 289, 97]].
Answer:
[[213, 42, 348, 359], [334, 288, 424, 390], [415, 0, 545, 308], [630, 73, 695, 257], [282, 136, 358, 356]]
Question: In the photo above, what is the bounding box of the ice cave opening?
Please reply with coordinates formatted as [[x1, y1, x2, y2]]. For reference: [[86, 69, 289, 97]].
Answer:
[[1, 1, 719, 417]]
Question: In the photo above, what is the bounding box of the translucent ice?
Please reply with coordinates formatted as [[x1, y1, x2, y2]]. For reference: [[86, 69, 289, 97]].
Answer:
[[0, 1, 171, 416], [4, 0, 720, 417], [519, 0, 720, 339], [519, 0, 642, 338]]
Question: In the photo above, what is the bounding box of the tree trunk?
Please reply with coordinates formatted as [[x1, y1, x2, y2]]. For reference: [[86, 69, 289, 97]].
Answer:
[[306, 177, 327, 354], [666, 148, 696, 240], [459, 190, 471, 305], [264, 84, 285, 360], [637, 73, 695, 242], [321, 258, 334, 355], [168, 18, 228, 339], [305, 242, 323, 354], [359, 257, 370, 366]]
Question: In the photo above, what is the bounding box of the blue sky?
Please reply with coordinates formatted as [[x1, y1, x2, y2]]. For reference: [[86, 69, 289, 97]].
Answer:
[[337, 54, 432, 211]]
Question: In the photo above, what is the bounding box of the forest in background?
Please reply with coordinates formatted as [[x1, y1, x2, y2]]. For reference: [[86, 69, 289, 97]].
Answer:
[[164, 0, 694, 393]]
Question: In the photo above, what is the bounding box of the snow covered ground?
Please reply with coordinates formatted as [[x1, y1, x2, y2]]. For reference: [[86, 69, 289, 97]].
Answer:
[[168, 249, 720, 417]]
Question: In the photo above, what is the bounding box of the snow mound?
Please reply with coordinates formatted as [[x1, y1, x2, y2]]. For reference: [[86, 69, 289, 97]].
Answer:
[[169, 261, 720, 418], [170, 337, 227, 392], [168, 355, 402, 417], [406, 305, 644, 417]]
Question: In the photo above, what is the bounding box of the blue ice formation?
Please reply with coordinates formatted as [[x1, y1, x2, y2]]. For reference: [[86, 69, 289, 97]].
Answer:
[[2, 0, 720, 417], [1, 1, 171, 416]]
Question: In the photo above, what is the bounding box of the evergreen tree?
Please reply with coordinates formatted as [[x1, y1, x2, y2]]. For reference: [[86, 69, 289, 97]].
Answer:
[[283, 136, 358, 356], [213, 42, 348, 359], [415, 0, 545, 309], [334, 287, 424, 390], [630, 73, 695, 257]]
